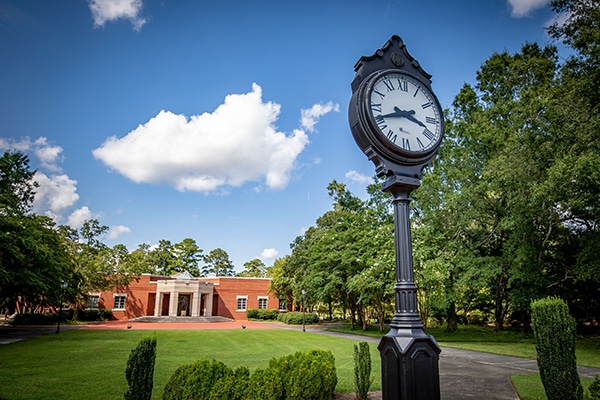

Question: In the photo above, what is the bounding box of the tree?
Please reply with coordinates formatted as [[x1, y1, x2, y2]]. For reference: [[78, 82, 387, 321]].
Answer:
[[0, 151, 74, 313], [0, 151, 37, 215], [413, 43, 563, 330], [203, 248, 235, 276], [238, 258, 267, 277], [172, 238, 203, 277], [147, 240, 176, 275]]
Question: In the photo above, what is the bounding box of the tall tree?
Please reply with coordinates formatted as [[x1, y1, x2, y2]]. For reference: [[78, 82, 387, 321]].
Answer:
[[172, 238, 203, 277], [147, 240, 176, 276], [238, 258, 267, 277], [203, 248, 235, 277], [0, 151, 74, 312]]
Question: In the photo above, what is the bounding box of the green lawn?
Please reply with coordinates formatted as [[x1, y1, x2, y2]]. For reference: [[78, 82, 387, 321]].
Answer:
[[0, 329, 380, 400], [326, 324, 600, 368], [1, 325, 598, 400], [326, 324, 600, 398]]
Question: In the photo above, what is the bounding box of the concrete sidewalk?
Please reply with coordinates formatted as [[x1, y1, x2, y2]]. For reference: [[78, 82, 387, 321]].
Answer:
[[2, 321, 599, 400]]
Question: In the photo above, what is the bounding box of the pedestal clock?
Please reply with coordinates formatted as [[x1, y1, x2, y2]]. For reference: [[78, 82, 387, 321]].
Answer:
[[348, 35, 443, 400]]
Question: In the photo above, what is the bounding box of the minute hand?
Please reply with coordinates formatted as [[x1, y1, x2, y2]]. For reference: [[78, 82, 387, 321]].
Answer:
[[380, 107, 426, 128]]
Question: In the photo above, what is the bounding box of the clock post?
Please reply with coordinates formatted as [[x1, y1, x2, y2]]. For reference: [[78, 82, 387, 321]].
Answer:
[[348, 35, 442, 400]]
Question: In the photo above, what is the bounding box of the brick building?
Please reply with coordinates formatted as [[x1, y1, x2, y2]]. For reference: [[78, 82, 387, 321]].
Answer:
[[88, 272, 280, 321]]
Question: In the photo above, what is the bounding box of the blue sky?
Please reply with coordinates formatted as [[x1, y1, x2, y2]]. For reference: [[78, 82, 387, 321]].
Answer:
[[1, 0, 562, 271]]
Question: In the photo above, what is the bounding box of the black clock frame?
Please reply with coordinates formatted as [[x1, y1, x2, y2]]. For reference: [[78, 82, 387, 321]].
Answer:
[[348, 35, 445, 180]]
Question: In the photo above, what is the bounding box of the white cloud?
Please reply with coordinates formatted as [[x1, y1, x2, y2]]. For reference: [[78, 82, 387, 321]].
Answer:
[[507, 0, 548, 17], [67, 206, 97, 229], [88, 0, 147, 31], [32, 172, 80, 218], [345, 170, 373, 185], [93, 83, 334, 193], [300, 101, 340, 133], [260, 248, 279, 260], [1, 136, 83, 222], [107, 225, 131, 240]]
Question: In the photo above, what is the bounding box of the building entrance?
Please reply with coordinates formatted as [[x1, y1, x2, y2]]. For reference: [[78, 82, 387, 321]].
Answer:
[[178, 294, 191, 317]]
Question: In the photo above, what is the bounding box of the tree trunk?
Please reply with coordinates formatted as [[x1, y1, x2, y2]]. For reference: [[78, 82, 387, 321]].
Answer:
[[446, 301, 457, 331]]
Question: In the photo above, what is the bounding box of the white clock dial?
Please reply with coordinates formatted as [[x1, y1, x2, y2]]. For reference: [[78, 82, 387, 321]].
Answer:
[[368, 73, 443, 154]]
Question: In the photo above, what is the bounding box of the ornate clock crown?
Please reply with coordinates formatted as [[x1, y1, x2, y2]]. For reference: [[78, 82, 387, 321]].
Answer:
[[351, 35, 433, 94]]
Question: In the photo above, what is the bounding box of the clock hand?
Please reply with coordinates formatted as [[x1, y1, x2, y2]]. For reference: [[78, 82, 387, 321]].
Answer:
[[380, 107, 427, 128], [394, 107, 426, 128]]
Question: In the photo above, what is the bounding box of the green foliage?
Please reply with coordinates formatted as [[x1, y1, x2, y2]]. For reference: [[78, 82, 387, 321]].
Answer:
[[162, 359, 232, 400], [78, 308, 113, 321], [208, 367, 250, 400], [245, 367, 285, 400], [203, 248, 235, 277], [162, 349, 336, 400], [277, 311, 319, 325], [267, 349, 337, 400], [247, 308, 279, 320], [588, 376, 600, 400], [353, 341, 373, 400], [531, 297, 583, 400], [124, 336, 157, 400]]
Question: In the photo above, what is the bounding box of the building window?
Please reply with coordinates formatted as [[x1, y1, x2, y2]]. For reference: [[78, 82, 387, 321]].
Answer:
[[113, 295, 126, 310], [258, 297, 268, 309], [236, 296, 248, 311], [87, 295, 99, 309]]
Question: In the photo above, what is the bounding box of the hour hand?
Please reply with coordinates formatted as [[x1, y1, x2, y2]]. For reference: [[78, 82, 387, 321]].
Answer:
[[381, 107, 426, 128]]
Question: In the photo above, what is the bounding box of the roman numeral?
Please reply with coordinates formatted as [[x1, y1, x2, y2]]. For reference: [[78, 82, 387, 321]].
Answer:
[[402, 138, 411, 151], [373, 89, 385, 99], [422, 102, 432, 109], [426, 116, 438, 124], [371, 103, 382, 113], [386, 130, 397, 144], [422, 128, 435, 141], [416, 137, 425, 149], [375, 115, 387, 130], [383, 80, 395, 92], [398, 79, 408, 92]]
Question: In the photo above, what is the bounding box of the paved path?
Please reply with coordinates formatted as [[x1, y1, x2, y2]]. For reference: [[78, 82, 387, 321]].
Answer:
[[2, 321, 599, 399]]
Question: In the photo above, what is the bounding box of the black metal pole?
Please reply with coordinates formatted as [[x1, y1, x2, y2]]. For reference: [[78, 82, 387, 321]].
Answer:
[[378, 176, 441, 400]]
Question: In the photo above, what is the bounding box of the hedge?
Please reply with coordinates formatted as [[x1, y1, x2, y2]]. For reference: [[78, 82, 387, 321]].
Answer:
[[276, 311, 319, 325], [531, 296, 583, 400], [163, 349, 336, 400]]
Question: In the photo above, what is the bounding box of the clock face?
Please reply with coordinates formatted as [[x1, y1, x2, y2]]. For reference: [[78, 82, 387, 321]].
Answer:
[[368, 72, 443, 154]]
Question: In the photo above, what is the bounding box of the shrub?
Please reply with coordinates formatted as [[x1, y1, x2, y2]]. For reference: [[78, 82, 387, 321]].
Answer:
[[163, 359, 232, 400], [267, 349, 337, 400], [588, 375, 600, 400], [353, 341, 373, 400], [79, 309, 113, 321], [257, 308, 278, 320], [245, 367, 285, 400], [277, 311, 319, 325], [10, 312, 56, 325], [208, 367, 250, 400], [163, 349, 336, 400], [531, 297, 583, 400], [124, 336, 157, 400], [247, 308, 278, 320]]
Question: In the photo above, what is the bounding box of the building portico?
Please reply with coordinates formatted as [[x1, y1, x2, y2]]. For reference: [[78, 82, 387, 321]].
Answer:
[[154, 272, 214, 318]]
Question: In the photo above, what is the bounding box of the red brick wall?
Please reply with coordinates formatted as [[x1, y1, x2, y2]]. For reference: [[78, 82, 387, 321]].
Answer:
[[201, 277, 278, 320], [95, 275, 277, 321], [98, 275, 160, 320]]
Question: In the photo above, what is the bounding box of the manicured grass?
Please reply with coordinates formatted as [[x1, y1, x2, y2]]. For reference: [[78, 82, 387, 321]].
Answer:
[[327, 324, 600, 399], [511, 374, 596, 400], [0, 329, 380, 400], [326, 324, 600, 368]]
